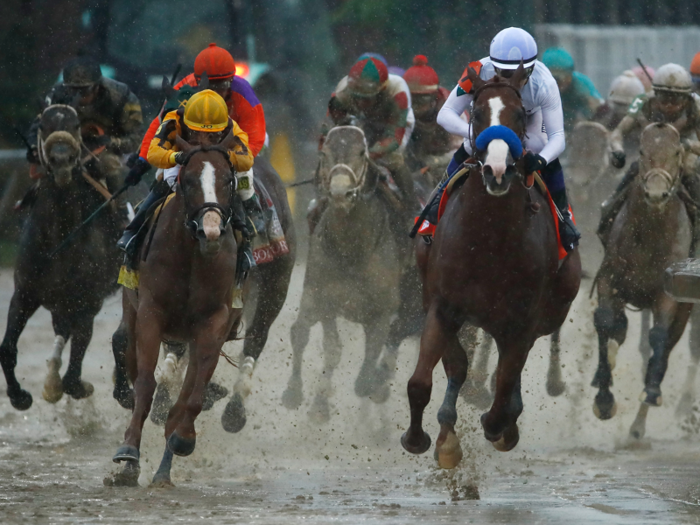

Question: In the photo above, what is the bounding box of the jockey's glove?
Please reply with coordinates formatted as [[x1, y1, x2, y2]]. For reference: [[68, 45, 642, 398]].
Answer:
[[124, 158, 151, 186], [611, 150, 626, 169], [524, 152, 547, 174], [170, 151, 186, 165]]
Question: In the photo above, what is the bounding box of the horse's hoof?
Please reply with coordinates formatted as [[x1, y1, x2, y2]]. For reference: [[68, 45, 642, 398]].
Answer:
[[593, 391, 617, 420], [150, 383, 172, 426], [281, 384, 303, 410], [546, 379, 566, 397], [308, 396, 331, 424], [492, 423, 519, 452], [629, 426, 646, 441], [113, 444, 140, 463], [202, 382, 228, 412], [354, 370, 375, 398], [42, 359, 64, 403], [369, 384, 391, 404], [62, 379, 94, 400], [113, 386, 134, 410], [435, 431, 463, 469], [104, 463, 140, 488], [400, 430, 431, 455], [640, 388, 662, 407], [221, 393, 247, 433], [167, 432, 196, 457], [150, 472, 174, 489], [8, 387, 33, 411]]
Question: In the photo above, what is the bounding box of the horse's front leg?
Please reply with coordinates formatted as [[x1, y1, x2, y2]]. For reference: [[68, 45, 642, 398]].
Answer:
[[435, 334, 468, 469], [481, 333, 530, 452], [546, 328, 566, 397], [401, 302, 458, 455], [308, 316, 341, 424], [61, 313, 98, 400], [114, 305, 164, 467], [169, 307, 230, 457], [677, 307, 700, 417]]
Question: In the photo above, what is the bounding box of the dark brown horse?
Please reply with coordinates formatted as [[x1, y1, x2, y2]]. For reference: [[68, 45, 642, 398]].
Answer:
[[111, 133, 243, 487], [0, 104, 121, 409], [592, 123, 692, 440], [401, 67, 581, 468]]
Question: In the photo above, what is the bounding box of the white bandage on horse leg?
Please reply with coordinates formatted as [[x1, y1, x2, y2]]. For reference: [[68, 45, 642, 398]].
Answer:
[[155, 351, 182, 388], [237, 169, 255, 201], [233, 355, 256, 399], [50, 335, 66, 364]]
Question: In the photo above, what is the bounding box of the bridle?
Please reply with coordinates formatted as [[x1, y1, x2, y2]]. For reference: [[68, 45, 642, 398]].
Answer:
[[177, 145, 237, 237], [321, 126, 376, 201]]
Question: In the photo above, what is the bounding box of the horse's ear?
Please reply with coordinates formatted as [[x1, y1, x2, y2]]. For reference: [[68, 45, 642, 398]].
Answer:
[[219, 128, 237, 150], [508, 60, 526, 87], [467, 67, 485, 92], [175, 135, 194, 152], [199, 72, 210, 90], [161, 76, 174, 98], [38, 96, 48, 112]]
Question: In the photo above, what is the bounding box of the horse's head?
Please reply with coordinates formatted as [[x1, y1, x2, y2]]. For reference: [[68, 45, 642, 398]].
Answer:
[[468, 66, 527, 196], [318, 126, 370, 209], [638, 123, 683, 206], [38, 105, 82, 187], [175, 133, 237, 256]]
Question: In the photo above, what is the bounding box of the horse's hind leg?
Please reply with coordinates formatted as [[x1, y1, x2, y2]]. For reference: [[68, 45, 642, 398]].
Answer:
[[222, 258, 292, 433], [112, 321, 133, 409], [435, 336, 468, 469], [355, 320, 389, 399], [639, 309, 652, 376], [402, 302, 456, 455], [592, 298, 627, 420], [42, 311, 71, 403], [61, 314, 97, 399], [676, 306, 700, 417], [152, 343, 187, 426], [460, 328, 493, 409], [546, 329, 566, 397], [309, 317, 342, 424], [0, 290, 40, 410], [150, 445, 175, 487]]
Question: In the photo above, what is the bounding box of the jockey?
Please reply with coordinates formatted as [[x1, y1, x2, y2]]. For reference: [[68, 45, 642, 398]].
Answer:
[[691, 51, 700, 95], [117, 90, 254, 257], [593, 71, 646, 131], [435, 27, 580, 252], [27, 56, 143, 189], [327, 56, 416, 210], [599, 63, 700, 243], [403, 55, 458, 163], [541, 47, 604, 132], [126, 43, 266, 243]]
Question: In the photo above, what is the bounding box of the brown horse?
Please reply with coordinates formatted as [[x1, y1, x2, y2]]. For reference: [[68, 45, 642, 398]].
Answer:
[[111, 133, 243, 487], [592, 123, 692, 440], [401, 67, 581, 468], [0, 104, 121, 409]]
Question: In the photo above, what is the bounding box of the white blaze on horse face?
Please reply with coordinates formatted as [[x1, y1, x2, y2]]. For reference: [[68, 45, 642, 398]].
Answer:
[[488, 96, 505, 127], [484, 139, 509, 183], [200, 161, 222, 241]]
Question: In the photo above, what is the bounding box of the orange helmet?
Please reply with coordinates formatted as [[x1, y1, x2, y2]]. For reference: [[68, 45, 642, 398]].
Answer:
[[194, 43, 236, 80], [691, 51, 700, 78]]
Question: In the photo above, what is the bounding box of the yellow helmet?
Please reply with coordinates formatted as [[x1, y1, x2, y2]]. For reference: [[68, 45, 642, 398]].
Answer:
[[183, 89, 228, 132]]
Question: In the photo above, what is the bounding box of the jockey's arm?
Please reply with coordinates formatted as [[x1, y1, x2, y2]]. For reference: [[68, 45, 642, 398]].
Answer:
[[538, 88, 566, 163], [226, 120, 254, 173], [369, 88, 411, 159], [609, 115, 637, 153], [138, 115, 161, 161], [146, 116, 181, 169], [437, 86, 472, 139], [110, 90, 144, 154]]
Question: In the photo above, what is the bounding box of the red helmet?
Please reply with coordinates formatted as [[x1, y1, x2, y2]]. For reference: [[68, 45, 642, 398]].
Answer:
[[194, 43, 236, 80], [691, 51, 700, 77], [403, 55, 439, 94]]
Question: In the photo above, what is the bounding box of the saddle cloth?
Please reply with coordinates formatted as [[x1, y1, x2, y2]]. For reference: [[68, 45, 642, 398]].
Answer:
[[414, 168, 572, 261], [251, 179, 290, 265]]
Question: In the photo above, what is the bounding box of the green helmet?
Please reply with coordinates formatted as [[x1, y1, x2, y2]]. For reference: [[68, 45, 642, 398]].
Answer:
[[542, 47, 575, 72]]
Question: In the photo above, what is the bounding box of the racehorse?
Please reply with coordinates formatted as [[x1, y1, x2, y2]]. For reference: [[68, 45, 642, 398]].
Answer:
[[0, 104, 121, 409], [111, 133, 244, 487], [111, 156, 296, 435], [401, 66, 581, 468], [591, 122, 692, 440], [281, 126, 406, 421]]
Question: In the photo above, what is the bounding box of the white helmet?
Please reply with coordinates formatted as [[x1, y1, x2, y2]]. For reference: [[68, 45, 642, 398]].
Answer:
[[653, 63, 693, 94], [608, 71, 645, 105], [489, 27, 538, 70]]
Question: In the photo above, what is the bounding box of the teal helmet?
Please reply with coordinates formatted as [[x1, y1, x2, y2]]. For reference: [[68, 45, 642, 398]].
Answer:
[[542, 47, 575, 72]]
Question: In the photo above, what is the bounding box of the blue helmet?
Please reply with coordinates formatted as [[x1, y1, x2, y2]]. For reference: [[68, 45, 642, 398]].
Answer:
[[489, 27, 538, 70]]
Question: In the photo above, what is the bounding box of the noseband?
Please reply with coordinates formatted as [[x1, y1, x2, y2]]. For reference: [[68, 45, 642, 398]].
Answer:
[[177, 146, 237, 237]]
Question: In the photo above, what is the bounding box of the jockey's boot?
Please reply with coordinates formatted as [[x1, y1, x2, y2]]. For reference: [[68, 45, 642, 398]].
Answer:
[[236, 194, 265, 274], [117, 180, 171, 253], [551, 188, 581, 253], [597, 161, 639, 245]]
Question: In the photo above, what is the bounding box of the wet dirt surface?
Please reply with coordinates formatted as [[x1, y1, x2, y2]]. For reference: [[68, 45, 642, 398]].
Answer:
[[1, 256, 700, 524]]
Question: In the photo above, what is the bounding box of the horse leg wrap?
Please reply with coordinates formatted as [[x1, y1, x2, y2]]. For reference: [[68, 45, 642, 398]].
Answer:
[[437, 378, 460, 427], [233, 355, 255, 400], [645, 327, 669, 389]]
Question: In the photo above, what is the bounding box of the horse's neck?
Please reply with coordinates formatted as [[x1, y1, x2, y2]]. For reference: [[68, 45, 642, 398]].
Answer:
[[319, 195, 384, 262], [627, 183, 685, 232]]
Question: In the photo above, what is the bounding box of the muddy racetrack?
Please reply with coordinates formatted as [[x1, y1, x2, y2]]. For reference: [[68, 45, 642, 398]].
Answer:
[[1, 241, 700, 523]]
